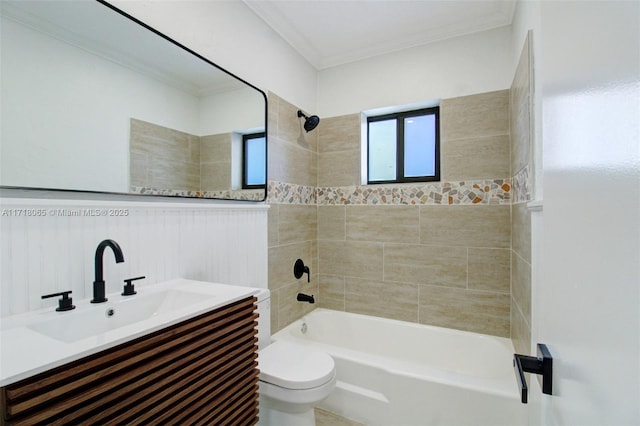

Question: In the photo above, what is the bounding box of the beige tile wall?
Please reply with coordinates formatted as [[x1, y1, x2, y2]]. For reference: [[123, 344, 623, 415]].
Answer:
[[267, 78, 533, 343], [268, 93, 318, 188], [318, 204, 512, 336], [510, 33, 533, 355], [267, 93, 319, 333], [130, 119, 244, 194], [130, 118, 201, 191], [440, 91, 510, 181], [314, 91, 513, 337], [200, 133, 231, 191], [317, 114, 361, 187]]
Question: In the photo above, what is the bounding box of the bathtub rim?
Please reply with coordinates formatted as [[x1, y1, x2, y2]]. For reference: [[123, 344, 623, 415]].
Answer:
[[272, 308, 521, 401]]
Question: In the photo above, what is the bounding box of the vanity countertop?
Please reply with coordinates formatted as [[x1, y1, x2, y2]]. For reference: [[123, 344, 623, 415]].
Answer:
[[0, 279, 263, 387]]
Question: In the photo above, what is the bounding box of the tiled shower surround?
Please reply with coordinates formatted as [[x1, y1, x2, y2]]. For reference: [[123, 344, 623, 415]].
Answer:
[[129, 118, 262, 200], [267, 38, 532, 342]]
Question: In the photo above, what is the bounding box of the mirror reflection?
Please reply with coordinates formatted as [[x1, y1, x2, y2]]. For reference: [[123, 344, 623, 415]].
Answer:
[[0, 0, 267, 201]]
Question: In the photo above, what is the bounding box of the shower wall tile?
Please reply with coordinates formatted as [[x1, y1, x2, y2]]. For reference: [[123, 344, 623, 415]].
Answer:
[[318, 241, 384, 280], [383, 244, 467, 288], [442, 135, 510, 181], [268, 136, 318, 188], [419, 205, 511, 248], [277, 280, 318, 331], [316, 91, 511, 336], [317, 114, 361, 153], [277, 204, 317, 245], [440, 90, 509, 141], [266, 93, 319, 333], [439, 90, 510, 183], [267, 93, 317, 188], [511, 251, 531, 326], [268, 241, 313, 292], [510, 33, 533, 352], [318, 206, 346, 241], [512, 202, 532, 263], [345, 278, 419, 323], [511, 35, 532, 176], [267, 204, 279, 246], [511, 294, 531, 356], [267, 88, 519, 338], [468, 248, 511, 293], [200, 133, 231, 163], [200, 133, 231, 191], [346, 205, 419, 243], [200, 162, 231, 191], [273, 92, 318, 153], [317, 114, 361, 188], [269, 287, 280, 335], [318, 150, 360, 187], [130, 118, 201, 191], [419, 285, 510, 337], [318, 274, 345, 311]]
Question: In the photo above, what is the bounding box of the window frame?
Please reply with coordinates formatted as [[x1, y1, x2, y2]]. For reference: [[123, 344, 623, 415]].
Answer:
[[366, 106, 440, 184], [242, 132, 266, 190]]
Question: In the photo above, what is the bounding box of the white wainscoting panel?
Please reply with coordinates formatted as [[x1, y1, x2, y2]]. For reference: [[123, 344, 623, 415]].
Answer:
[[0, 198, 268, 316]]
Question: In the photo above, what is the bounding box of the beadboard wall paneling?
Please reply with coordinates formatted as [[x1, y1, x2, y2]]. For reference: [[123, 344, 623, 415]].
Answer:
[[0, 199, 268, 317]]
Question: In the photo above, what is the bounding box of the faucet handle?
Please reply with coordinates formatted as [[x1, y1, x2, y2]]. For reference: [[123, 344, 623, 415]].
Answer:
[[293, 259, 310, 283], [42, 290, 76, 312], [122, 276, 145, 296]]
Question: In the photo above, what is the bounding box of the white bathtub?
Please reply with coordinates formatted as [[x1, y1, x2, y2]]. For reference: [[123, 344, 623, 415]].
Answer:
[[272, 309, 528, 426]]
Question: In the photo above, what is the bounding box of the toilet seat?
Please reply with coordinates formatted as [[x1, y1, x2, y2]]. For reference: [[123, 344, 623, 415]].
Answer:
[[258, 340, 335, 390]]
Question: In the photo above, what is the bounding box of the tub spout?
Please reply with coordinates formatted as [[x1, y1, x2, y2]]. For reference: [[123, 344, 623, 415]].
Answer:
[[297, 293, 315, 304]]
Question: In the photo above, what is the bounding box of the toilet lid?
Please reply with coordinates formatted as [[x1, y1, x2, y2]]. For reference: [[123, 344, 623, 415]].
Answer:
[[258, 340, 335, 390]]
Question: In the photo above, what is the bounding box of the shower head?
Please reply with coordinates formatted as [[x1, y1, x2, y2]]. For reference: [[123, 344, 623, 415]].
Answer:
[[297, 110, 320, 132]]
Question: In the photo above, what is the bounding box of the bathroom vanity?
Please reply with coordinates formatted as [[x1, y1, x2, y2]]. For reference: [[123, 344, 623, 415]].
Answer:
[[0, 280, 262, 425]]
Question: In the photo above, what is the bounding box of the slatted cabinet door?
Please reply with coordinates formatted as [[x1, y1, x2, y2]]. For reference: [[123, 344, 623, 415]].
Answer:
[[1, 296, 259, 426]]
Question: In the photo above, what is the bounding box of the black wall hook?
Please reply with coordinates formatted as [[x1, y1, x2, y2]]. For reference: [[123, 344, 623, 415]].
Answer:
[[293, 258, 310, 283], [514, 343, 553, 403]]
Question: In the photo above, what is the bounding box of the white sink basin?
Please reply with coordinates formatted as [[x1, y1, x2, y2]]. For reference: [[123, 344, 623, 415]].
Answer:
[[28, 289, 214, 343], [0, 279, 264, 387]]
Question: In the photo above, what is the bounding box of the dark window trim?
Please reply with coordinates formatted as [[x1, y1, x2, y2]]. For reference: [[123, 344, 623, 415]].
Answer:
[[367, 106, 440, 184], [242, 132, 266, 189]]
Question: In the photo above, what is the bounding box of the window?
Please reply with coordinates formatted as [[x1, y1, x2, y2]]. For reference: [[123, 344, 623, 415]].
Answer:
[[242, 132, 266, 189], [367, 107, 439, 184]]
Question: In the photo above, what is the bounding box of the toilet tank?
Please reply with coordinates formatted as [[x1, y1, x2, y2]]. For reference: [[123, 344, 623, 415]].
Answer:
[[254, 289, 271, 350]]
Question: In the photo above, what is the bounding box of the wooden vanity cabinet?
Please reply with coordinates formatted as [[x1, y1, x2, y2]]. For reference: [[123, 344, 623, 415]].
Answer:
[[1, 296, 260, 425]]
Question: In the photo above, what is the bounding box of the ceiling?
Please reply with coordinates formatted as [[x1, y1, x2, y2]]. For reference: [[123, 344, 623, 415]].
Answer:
[[243, 0, 516, 70]]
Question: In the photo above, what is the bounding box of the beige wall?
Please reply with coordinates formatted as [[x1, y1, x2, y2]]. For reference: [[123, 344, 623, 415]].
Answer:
[[267, 59, 533, 341], [130, 118, 201, 191], [316, 90, 512, 337], [266, 90, 517, 337], [510, 33, 534, 355], [267, 93, 319, 332], [130, 119, 263, 199], [200, 133, 231, 192]]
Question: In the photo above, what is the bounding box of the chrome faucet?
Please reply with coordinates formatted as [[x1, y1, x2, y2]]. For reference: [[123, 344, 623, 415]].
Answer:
[[91, 239, 124, 303]]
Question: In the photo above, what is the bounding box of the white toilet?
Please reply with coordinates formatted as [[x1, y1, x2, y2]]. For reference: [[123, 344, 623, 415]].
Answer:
[[255, 290, 336, 426]]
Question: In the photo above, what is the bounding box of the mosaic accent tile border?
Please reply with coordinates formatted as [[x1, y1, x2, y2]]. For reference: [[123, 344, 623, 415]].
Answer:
[[511, 165, 532, 203], [266, 181, 317, 205], [266, 179, 511, 206], [317, 179, 511, 205], [131, 186, 264, 201]]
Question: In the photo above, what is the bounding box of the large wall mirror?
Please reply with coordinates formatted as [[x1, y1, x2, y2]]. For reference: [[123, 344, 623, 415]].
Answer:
[[1, 0, 267, 201]]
